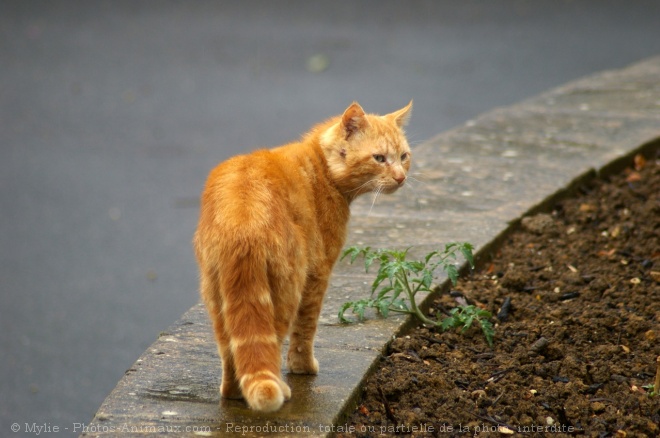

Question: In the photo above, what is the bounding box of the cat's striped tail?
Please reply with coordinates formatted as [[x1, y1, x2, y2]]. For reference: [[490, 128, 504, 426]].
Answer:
[[219, 247, 291, 412]]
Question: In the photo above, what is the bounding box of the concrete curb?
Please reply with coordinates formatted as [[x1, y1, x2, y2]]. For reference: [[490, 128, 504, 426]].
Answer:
[[83, 56, 660, 437]]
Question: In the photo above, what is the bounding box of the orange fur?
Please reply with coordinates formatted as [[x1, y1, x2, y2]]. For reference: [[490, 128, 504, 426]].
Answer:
[[193, 101, 413, 412]]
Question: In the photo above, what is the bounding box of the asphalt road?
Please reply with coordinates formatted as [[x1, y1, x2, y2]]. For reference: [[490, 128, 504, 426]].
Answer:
[[2, 0, 659, 434]]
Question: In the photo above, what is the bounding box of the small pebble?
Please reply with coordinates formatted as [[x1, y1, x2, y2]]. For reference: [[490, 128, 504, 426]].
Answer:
[[529, 337, 549, 354]]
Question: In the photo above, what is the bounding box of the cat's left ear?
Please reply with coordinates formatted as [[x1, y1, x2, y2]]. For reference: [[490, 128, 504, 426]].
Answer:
[[386, 100, 413, 128], [341, 102, 369, 139]]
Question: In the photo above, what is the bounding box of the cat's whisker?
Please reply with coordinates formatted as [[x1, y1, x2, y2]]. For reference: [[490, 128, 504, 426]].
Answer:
[[409, 171, 431, 182], [401, 179, 422, 200], [346, 178, 379, 195], [368, 185, 383, 216], [405, 175, 426, 190]]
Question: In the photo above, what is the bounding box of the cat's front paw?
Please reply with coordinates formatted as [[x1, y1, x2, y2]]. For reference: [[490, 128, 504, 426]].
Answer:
[[287, 352, 319, 375]]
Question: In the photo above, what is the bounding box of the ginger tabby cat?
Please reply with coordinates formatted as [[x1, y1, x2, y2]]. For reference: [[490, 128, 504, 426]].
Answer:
[[193, 101, 413, 412]]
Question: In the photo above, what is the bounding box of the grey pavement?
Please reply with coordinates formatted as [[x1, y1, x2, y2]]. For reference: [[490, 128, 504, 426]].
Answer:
[[1, 0, 660, 434]]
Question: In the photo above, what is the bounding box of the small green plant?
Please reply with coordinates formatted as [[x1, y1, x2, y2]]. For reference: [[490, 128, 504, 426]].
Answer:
[[440, 305, 495, 347], [644, 357, 660, 397], [641, 384, 657, 397], [339, 243, 495, 346]]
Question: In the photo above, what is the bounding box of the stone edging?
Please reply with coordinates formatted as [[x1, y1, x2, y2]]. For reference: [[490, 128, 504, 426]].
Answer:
[[83, 56, 660, 437]]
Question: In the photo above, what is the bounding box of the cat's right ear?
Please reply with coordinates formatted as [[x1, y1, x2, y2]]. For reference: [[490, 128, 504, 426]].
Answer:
[[387, 100, 413, 128], [341, 102, 368, 140]]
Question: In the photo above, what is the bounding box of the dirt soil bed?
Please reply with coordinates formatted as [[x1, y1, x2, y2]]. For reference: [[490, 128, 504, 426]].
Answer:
[[339, 153, 660, 437]]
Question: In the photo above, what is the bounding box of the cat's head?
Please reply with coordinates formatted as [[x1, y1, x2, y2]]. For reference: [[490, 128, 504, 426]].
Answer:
[[319, 101, 413, 201]]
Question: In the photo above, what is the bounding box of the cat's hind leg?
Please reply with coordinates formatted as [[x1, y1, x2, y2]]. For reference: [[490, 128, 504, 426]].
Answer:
[[287, 273, 329, 375], [200, 272, 242, 399], [216, 328, 242, 399]]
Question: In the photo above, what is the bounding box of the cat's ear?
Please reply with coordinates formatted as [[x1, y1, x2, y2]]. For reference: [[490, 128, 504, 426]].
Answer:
[[341, 102, 368, 139], [386, 100, 413, 128]]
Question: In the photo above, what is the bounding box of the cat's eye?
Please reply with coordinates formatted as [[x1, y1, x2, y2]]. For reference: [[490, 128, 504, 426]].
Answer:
[[401, 152, 409, 161], [373, 154, 386, 163]]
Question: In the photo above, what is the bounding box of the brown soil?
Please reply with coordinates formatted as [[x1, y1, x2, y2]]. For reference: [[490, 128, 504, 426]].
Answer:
[[339, 153, 660, 438]]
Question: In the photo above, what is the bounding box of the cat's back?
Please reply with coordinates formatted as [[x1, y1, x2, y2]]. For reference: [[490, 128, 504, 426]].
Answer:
[[197, 145, 317, 239], [203, 149, 283, 203]]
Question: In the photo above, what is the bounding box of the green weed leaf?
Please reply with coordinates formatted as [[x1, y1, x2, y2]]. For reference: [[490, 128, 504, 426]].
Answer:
[[338, 244, 492, 346], [338, 301, 354, 324]]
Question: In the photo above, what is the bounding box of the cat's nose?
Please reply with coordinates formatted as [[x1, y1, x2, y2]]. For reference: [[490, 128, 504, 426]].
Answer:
[[393, 175, 406, 185]]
